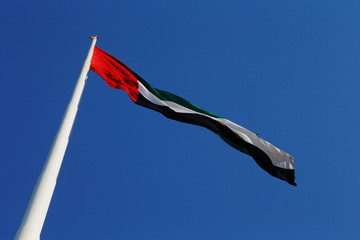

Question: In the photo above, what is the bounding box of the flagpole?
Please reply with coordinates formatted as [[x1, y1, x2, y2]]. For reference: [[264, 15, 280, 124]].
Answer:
[[14, 35, 98, 240]]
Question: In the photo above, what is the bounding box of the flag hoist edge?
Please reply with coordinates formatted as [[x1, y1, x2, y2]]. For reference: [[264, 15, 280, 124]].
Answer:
[[90, 46, 296, 186]]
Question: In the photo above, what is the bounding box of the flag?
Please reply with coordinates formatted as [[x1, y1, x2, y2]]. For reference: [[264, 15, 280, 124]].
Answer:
[[90, 46, 296, 186]]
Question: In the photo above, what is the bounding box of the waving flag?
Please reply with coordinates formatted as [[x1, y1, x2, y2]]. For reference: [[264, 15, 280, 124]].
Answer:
[[90, 46, 296, 186]]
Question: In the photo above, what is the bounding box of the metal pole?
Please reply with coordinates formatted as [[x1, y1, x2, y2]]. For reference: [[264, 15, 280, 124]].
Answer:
[[14, 35, 98, 240]]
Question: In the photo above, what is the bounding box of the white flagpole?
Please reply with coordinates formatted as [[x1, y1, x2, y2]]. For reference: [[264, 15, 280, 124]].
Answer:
[[15, 35, 98, 240]]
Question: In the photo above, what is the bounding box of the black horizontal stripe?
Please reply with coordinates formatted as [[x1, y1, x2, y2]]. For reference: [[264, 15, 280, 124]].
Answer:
[[136, 94, 296, 186]]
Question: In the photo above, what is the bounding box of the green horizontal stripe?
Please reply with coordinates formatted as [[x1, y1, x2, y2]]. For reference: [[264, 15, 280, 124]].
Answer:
[[215, 133, 250, 155], [155, 88, 222, 118], [133, 75, 221, 118]]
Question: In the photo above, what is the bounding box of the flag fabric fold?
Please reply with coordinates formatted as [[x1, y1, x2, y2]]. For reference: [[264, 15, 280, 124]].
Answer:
[[90, 46, 296, 186]]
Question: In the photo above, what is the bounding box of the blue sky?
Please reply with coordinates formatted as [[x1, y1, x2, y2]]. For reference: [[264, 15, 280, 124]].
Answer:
[[2, 0, 360, 239]]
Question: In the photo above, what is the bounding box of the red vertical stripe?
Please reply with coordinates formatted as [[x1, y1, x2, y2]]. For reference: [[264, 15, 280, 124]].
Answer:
[[90, 46, 139, 102]]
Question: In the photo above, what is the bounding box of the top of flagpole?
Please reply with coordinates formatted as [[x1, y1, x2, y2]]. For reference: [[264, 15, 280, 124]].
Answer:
[[90, 35, 99, 40]]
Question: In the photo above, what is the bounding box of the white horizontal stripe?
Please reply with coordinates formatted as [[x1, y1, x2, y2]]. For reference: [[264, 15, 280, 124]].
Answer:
[[138, 81, 294, 170], [138, 81, 167, 106], [217, 118, 294, 170]]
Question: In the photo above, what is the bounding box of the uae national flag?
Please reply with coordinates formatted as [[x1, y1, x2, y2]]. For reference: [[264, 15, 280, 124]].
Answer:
[[90, 46, 296, 186]]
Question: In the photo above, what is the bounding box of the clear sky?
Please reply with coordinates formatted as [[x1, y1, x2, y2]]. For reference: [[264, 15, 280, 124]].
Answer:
[[2, 0, 360, 239]]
